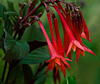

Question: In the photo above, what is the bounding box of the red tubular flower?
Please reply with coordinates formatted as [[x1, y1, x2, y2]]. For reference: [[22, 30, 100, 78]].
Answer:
[[53, 4, 85, 57], [79, 11, 90, 40], [60, 15, 72, 59], [47, 13, 58, 51], [76, 31, 95, 62], [53, 17, 64, 56], [81, 32, 92, 41], [38, 21, 71, 77]]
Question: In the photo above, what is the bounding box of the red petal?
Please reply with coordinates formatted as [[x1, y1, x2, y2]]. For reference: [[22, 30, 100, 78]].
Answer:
[[73, 40, 85, 51], [83, 17, 89, 40], [81, 32, 92, 41], [76, 48, 81, 63], [66, 42, 73, 57], [55, 58, 61, 66], [47, 13, 58, 52], [55, 67, 58, 76], [51, 61, 54, 71], [60, 56, 71, 68], [83, 45, 96, 56], [46, 62, 52, 74], [61, 63, 66, 77], [64, 58, 72, 62], [53, 18, 64, 56]]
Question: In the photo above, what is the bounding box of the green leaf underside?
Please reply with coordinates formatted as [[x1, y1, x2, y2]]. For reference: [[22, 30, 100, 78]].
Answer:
[[66, 76, 77, 84], [6, 65, 24, 84], [5, 18, 12, 35], [0, 18, 4, 38], [34, 75, 46, 84], [19, 46, 50, 64], [21, 24, 44, 42], [3, 31, 29, 61], [22, 64, 34, 84]]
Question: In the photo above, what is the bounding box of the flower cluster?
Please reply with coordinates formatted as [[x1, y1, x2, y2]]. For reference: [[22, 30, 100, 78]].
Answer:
[[36, 0, 95, 77]]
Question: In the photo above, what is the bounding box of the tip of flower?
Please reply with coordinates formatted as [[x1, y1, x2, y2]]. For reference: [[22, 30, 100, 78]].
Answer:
[[83, 45, 96, 56], [73, 40, 85, 51]]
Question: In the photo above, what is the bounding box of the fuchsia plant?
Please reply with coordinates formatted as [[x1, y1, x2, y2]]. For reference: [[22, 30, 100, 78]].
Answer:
[[0, 0, 95, 84]]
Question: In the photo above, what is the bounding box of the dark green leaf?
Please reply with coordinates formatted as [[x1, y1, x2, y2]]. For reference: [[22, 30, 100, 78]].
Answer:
[[34, 75, 46, 84], [21, 4, 28, 18], [21, 24, 44, 42], [34, 1, 44, 16], [0, 3, 7, 23], [3, 31, 30, 61], [5, 11, 18, 24], [22, 64, 34, 84], [29, 0, 39, 12], [19, 46, 50, 64], [6, 65, 24, 84], [0, 39, 4, 49], [0, 79, 3, 84], [5, 18, 12, 35], [7, 1, 16, 12], [0, 18, 4, 38], [66, 76, 77, 84]]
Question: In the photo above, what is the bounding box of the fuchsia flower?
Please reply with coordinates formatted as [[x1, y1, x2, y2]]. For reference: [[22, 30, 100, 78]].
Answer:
[[38, 21, 71, 77], [53, 4, 85, 56], [36, 0, 95, 77], [53, 17, 64, 56]]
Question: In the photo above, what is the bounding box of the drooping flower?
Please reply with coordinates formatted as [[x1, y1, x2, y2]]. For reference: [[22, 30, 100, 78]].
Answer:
[[38, 21, 71, 77], [53, 4, 85, 57], [53, 17, 64, 56], [47, 12, 58, 51]]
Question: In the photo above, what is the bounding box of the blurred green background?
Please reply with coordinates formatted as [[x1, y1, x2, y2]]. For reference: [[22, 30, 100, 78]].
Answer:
[[0, 0, 100, 84]]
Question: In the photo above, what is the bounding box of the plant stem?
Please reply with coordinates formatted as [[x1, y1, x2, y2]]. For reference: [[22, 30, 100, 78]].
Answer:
[[1, 61, 7, 82], [21, 3, 42, 23]]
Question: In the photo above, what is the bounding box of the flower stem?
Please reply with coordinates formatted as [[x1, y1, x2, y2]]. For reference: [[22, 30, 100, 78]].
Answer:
[[21, 3, 42, 23]]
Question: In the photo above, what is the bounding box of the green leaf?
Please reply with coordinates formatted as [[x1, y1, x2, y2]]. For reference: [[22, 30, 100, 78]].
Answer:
[[6, 65, 24, 84], [3, 31, 30, 61], [5, 11, 18, 24], [34, 1, 44, 16], [21, 24, 44, 42], [22, 64, 34, 84], [24, 0, 29, 3], [21, 4, 29, 18], [0, 3, 7, 23], [0, 18, 4, 38], [19, 46, 50, 64], [5, 18, 12, 35], [66, 76, 77, 84], [0, 79, 3, 84], [34, 75, 46, 84], [7, 1, 16, 12], [0, 3, 12, 35]]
